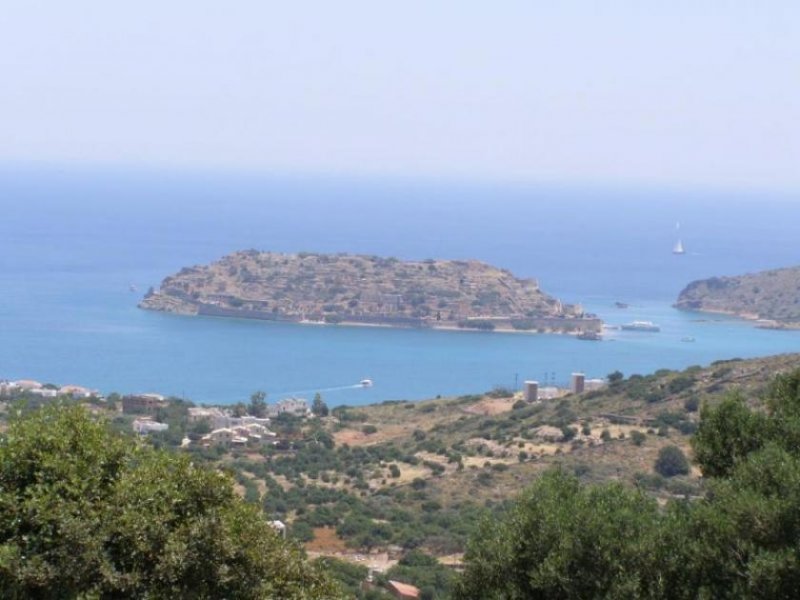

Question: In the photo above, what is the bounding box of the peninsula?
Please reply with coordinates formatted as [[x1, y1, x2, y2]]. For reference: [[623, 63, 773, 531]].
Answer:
[[139, 250, 601, 334], [676, 265, 800, 329]]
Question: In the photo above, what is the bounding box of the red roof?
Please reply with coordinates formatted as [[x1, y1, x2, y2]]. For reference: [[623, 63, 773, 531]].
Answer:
[[388, 580, 420, 599]]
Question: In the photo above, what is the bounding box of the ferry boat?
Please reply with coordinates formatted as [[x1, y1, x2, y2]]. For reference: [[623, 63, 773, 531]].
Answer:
[[621, 320, 661, 332]]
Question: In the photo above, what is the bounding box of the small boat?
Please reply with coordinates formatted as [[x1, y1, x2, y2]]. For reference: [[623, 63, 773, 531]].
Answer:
[[359, 379, 373, 388], [681, 336, 696, 343], [621, 321, 661, 332], [129, 284, 138, 293], [614, 302, 629, 309]]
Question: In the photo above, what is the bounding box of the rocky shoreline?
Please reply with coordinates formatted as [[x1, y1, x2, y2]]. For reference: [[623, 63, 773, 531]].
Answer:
[[675, 266, 800, 329]]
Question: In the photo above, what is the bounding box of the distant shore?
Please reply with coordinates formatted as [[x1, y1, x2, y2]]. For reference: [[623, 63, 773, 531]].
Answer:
[[675, 305, 800, 331]]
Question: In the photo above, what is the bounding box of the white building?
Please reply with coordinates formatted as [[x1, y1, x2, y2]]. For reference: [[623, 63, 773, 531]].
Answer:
[[59, 385, 99, 399], [236, 415, 272, 427], [269, 520, 286, 538], [0, 381, 19, 395], [188, 407, 230, 429], [14, 379, 43, 391], [584, 378, 607, 392], [266, 397, 310, 417], [132, 418, 169, 434]]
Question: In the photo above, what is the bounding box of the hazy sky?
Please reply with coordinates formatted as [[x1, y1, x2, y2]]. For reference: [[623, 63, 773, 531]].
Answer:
[[2, 1, 798, 190]]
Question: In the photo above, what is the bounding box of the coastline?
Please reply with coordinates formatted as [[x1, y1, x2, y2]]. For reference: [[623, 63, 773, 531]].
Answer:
[[140, 303, 602, 337], [675, 305, 800, 330]]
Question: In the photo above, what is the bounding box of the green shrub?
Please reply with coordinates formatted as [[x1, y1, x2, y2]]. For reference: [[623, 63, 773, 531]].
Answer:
[[654, 445, 690, 477]]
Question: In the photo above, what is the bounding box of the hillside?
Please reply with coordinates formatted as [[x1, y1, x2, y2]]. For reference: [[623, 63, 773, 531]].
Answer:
[[5, 353, 800, 598], [139, 250, 601, 334], [676, 265, 800, 328]]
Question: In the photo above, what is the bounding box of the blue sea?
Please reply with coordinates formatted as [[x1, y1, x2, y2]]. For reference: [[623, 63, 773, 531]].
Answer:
[[2, 166, 799, 406]]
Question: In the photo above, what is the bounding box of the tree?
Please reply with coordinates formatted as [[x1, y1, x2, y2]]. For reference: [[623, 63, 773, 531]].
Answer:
[[607, 370, 624, 384], [231, 401, 247, 418], [312, 393, 329, 417], [692, 392, 768, 478], [454, 470, 661, 599], [0, 404, 342, 599], [386, 550, 456, 599], [189, 418, 212, 436], [654, 445, 690, 477], [248, 390, 268, 418]]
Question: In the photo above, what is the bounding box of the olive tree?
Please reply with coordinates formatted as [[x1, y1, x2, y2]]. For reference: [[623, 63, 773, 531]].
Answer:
[[0, 404, 342, 599]]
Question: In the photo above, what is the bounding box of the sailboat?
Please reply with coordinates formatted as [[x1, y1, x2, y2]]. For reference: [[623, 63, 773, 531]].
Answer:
[[672, 222, 686, 255]]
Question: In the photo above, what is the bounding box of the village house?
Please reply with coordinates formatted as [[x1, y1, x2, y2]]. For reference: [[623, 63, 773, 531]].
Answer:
[[235, 414, 272, 427], [200, 427, 249, 447], [132, 417, 169, 435], [187, 406, 230, 429], [58, 385, 100, 400], [0, 380, 19, 395], [14, 379, 43, 391], [122, 393, 167, 414], [386, 580, 420, 600], [29, 388, 58, 398], [188, 408, 273, 430], [266, 397, 310, 418], [269, 520, 286, 538], [59, 385, 99, 399], [200, 422, 276, 447]]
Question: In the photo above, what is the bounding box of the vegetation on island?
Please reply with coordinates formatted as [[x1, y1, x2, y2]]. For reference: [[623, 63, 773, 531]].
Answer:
[[139, 250, 600, 334], [676, 265, 800, 327]]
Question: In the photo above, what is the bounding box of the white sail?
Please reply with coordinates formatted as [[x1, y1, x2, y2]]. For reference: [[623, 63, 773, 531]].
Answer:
[[673, 222, 685, 254]]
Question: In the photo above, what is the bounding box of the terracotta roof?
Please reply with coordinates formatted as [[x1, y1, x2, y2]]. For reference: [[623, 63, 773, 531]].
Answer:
[[388, 580, 420, 598]]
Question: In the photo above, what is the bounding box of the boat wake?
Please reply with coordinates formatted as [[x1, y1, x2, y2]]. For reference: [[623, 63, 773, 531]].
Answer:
[[274, 382, 370, 397]]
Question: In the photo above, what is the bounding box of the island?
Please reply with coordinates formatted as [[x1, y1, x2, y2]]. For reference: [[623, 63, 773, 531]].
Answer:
[[139, 250, 601, 334], [675, 265, 800, 329]]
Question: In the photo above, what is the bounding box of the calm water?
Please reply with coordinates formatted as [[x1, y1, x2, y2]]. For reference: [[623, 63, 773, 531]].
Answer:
[[1, 166, 799, 405]]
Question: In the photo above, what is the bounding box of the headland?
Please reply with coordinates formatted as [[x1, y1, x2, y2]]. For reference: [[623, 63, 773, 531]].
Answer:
[[676, 265, 800, 329]]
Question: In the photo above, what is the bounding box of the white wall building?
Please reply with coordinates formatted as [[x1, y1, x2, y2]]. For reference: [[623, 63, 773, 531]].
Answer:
[[133, 418, 169, 434], [266, 397, 309, 417]]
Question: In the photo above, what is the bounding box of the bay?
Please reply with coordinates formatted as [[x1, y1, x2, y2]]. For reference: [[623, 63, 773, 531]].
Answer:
[[1, 166, 798, 405]]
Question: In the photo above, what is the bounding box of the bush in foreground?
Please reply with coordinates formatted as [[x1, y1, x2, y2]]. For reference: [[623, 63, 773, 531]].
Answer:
[[0, 405, 342, 599]]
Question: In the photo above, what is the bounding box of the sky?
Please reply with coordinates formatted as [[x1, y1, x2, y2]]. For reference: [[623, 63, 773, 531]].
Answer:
[[1, 1, 798, 190]]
